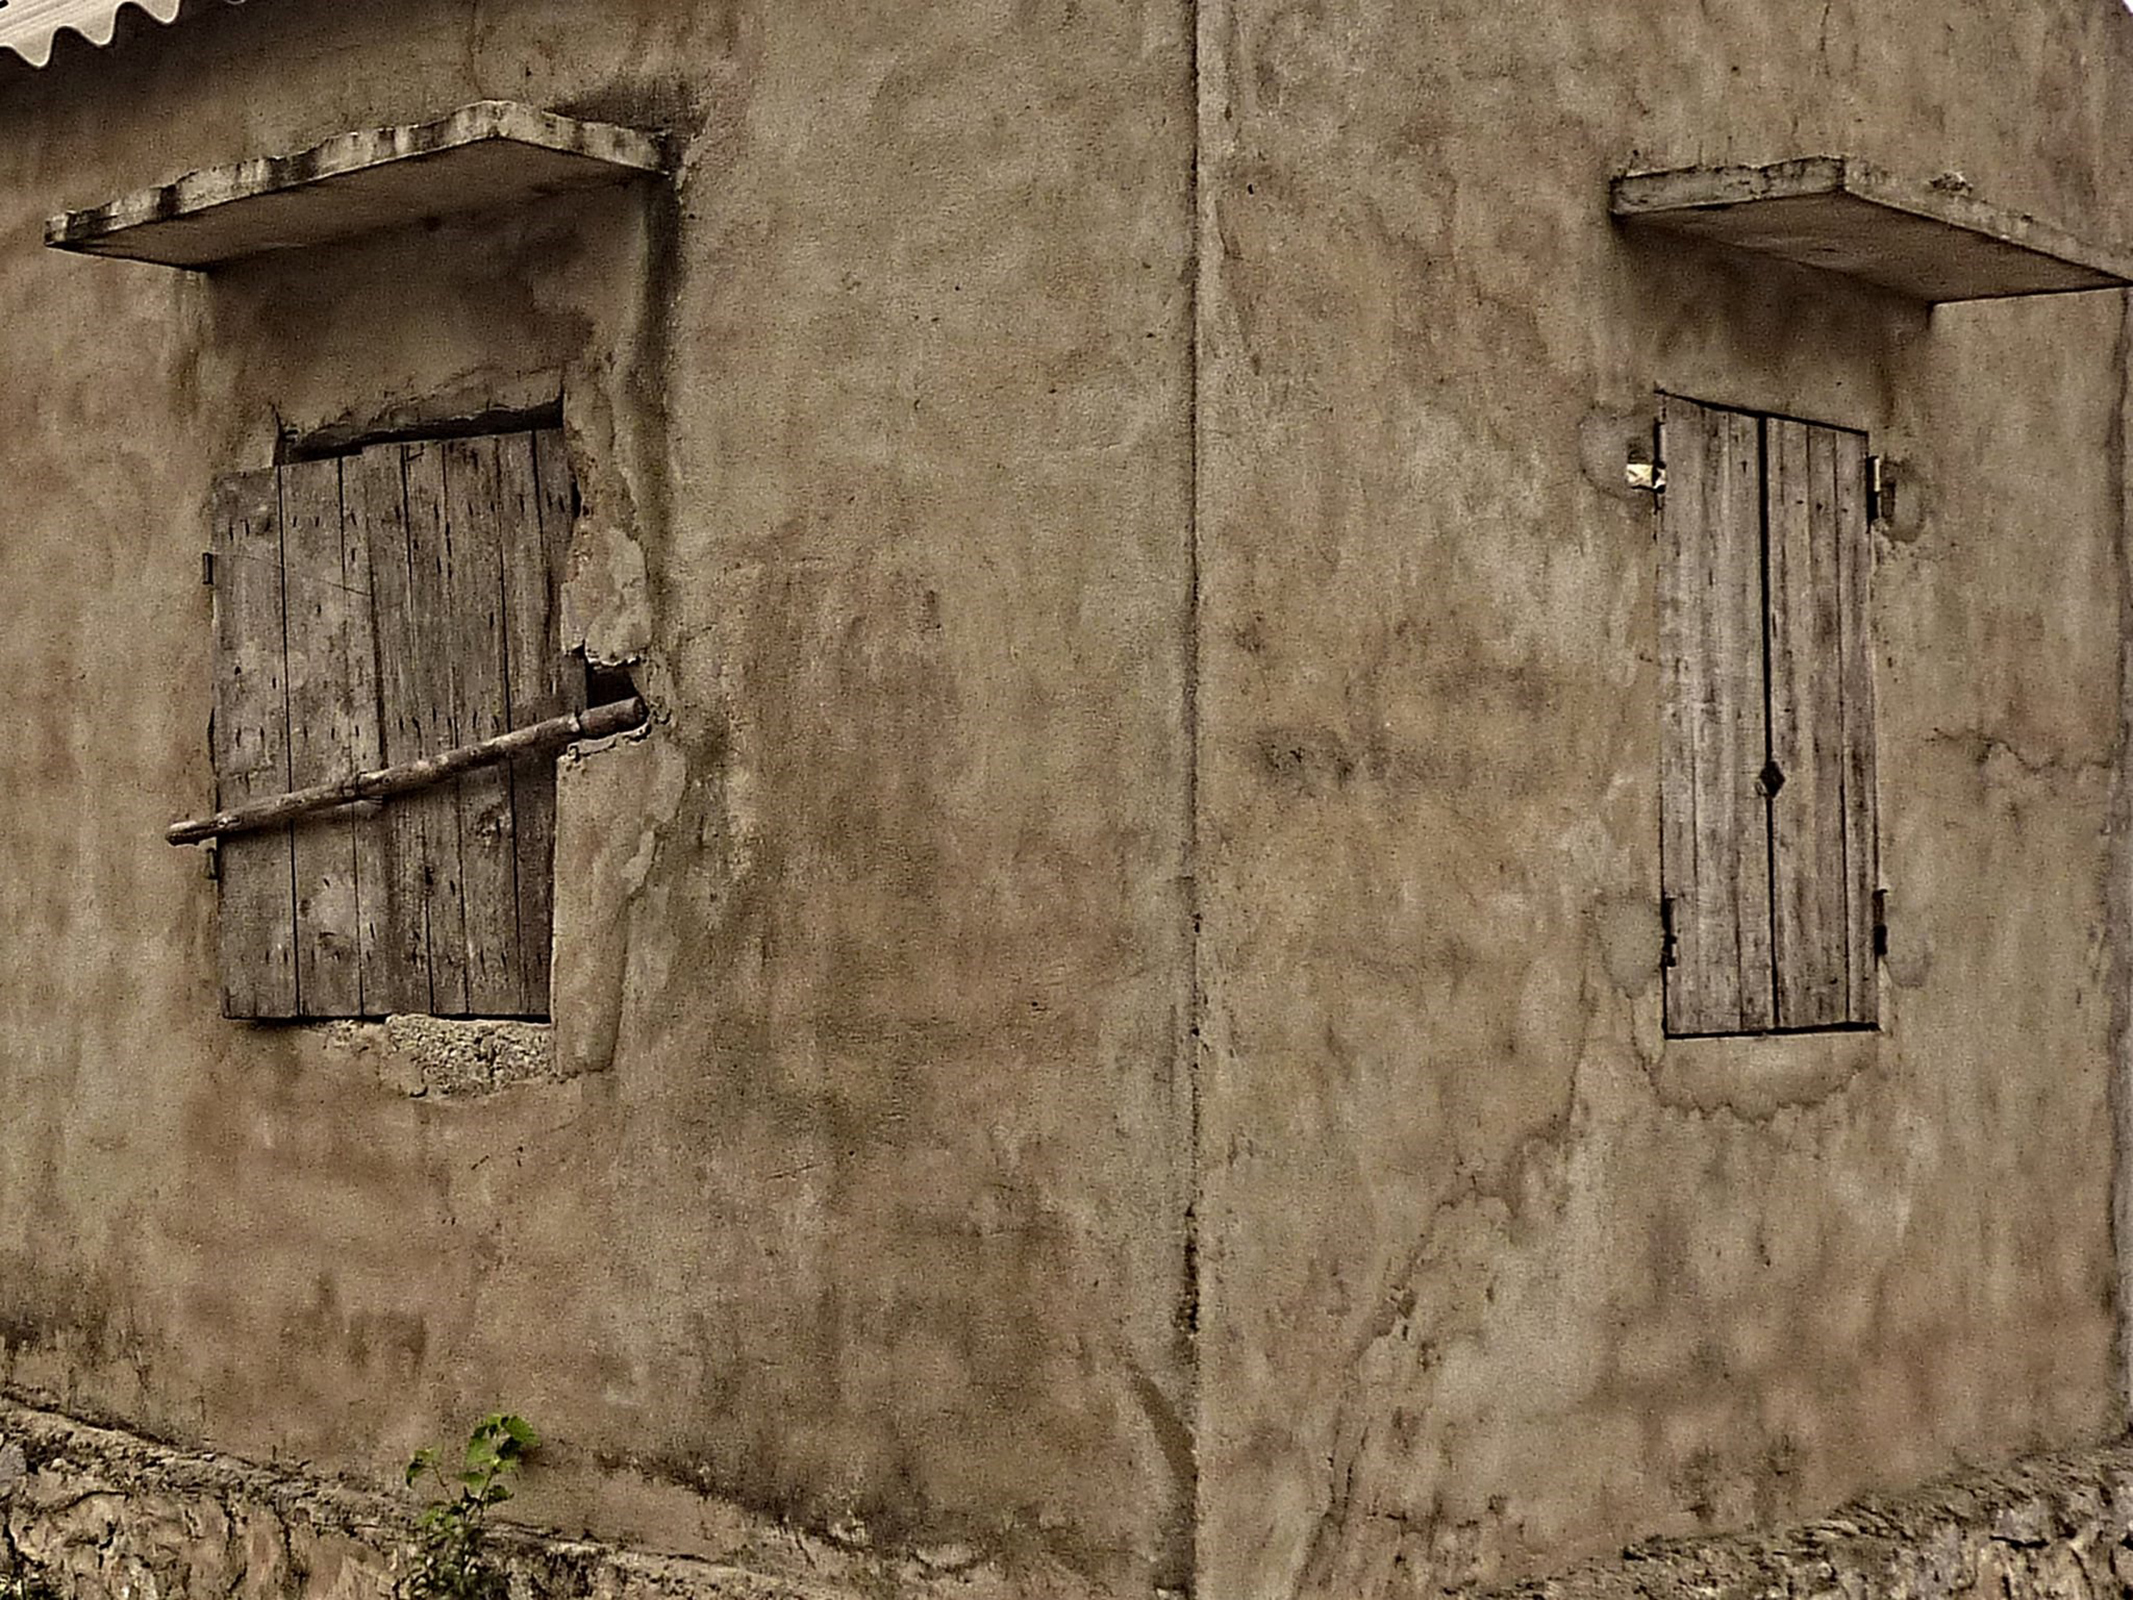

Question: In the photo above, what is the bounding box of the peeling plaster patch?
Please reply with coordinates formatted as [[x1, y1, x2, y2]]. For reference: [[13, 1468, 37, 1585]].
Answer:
[[550, 734, 688, 1080], [568, 523, 655, 664], [319, 1017, 566, 1099], [1650, 1029, 1879, 1118], [1591, 893, 1661, 997]]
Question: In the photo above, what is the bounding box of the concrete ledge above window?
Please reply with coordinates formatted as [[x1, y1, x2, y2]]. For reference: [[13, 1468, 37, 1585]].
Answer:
[[1611, 157, 2133, 303], [44, 100, 668, 269]]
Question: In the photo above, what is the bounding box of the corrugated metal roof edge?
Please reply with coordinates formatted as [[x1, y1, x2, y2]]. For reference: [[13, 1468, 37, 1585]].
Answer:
[[0, 0, 222, 69]]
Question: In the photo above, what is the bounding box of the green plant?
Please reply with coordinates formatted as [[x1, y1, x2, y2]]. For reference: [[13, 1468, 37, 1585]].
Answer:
[[399, 1413, 539, 1600]]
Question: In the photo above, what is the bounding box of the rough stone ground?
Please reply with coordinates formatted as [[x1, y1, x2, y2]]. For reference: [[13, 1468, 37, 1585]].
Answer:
[[9, 1391, 2133, 1598], [0, 1398, 946, 1600], [1484, 1440, 2133, 1600]]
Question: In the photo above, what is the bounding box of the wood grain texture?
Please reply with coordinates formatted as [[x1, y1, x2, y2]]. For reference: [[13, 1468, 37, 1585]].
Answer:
[[403, 441, 470, 1014], [444, 436, 522, 1016], [1767, 419, 1851, 1029], [350, 442, 434, 1015], [210, 432, 571, 1022], [281, 457, 374, 1017], [211, 471, 297, 1019], [1660, 398, 1773, 1035], [1834, 427, 1880, 1024], [502, 430, 567, 1014]]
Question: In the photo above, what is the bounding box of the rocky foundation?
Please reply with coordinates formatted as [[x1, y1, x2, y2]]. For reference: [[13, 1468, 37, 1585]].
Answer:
[[1489, 1440, 2133, 1600], [0, 1398, 1010, 1600]]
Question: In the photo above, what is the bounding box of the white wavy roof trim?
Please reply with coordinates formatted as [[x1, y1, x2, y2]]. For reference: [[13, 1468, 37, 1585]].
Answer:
[[0, 0, 196, 68]]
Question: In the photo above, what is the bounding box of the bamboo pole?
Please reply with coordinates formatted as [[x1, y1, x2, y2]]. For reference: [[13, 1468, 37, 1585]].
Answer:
[[168, 697, 647, 846]]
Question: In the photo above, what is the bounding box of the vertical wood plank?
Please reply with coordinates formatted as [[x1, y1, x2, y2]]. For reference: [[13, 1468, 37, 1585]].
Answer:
[[1768, 419, 1851, 1028], [1834, 427, 1880, 1024], [1716, 409, 1776, 1032], [281, 457, 371, 1018], [1659, 400, 1710, 1034], [1660, 399, 1773, 1034], [350, 442, 434, 1015], [404, 441, 471, 1014], [444, 435, 523, 1016], [212, 471, 297, 1019], [502, 430, 570, 1015]]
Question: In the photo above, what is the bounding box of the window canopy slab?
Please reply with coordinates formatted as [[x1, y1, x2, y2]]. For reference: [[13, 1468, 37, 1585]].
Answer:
[[1611, 158, 2133, 304], [45, 101, 667, 269]]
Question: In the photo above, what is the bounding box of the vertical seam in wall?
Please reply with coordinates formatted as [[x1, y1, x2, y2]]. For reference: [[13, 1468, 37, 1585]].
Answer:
[[1186, 0, 1208, 1588], [2110, 287, 2133, 1426]]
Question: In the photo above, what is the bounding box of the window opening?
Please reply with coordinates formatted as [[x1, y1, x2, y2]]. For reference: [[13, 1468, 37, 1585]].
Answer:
[[1657, 394, 1880, 1038], [205, 425, 578, 1022]]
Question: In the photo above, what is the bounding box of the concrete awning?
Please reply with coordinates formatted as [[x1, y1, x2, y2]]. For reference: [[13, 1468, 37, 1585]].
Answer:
[[0, 0, 221, 68], [1611, 158, 2133, 303], [45, 101, 668, 269]]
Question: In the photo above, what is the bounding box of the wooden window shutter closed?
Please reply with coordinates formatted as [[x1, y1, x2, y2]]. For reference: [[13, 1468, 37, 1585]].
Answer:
[[209, 429, 574, 1021], [1659, 396, 1878, 1036]]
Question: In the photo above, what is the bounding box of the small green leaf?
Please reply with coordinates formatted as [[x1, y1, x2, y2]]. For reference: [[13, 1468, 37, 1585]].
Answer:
[[500, 1415, 538, 1449]]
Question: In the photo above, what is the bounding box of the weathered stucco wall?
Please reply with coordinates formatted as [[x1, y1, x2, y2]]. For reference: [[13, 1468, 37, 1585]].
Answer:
[[1197, 2, 2133, 1595], [7, 1, 2133, 1596], [0, 1, 1193, 1593]]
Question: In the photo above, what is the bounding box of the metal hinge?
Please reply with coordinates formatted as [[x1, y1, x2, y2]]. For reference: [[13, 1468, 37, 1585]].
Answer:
[[1625, 460, 1665, 494], [1867, 456, 1891, 524], [201, 550, 216, 587], [1872, 887, 1889, 959], [1660, 895, 1678, 969]]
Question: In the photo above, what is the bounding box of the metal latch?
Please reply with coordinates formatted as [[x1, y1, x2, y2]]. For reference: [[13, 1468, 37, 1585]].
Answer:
[[1867, 456, 1892, 524], [1626, 460, 1665, 493], [1660, 896, 1678, 969]]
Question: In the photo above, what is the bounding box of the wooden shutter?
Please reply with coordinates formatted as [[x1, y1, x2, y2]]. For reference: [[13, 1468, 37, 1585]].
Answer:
[[1660, 397, 1775, 1035], [1659, 398, 1879, 1036], [211, 428, 574, 1020]]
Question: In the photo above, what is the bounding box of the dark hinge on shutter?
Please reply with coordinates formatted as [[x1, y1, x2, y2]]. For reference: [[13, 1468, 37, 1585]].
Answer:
[[1866, 456, 1891, 524], [1872, 887, 1889, 960], [1660, 896, 1678, 969], [201, 550, 216, 587]]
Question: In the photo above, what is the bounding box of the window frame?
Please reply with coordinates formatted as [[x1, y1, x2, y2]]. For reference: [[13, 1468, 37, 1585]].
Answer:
[[1656, 392, 1882, 1039], [207, 426, 578, 1023]]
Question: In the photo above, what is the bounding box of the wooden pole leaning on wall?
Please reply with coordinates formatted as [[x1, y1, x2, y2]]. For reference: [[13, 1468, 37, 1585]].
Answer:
[[167, 697, 647, 846]]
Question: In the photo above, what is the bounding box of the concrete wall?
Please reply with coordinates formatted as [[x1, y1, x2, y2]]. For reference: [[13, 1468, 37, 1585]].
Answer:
[[0, 2, 1193, 1594], [6, 1, 2133, 1596], [1196, 1, 2133, 1595]]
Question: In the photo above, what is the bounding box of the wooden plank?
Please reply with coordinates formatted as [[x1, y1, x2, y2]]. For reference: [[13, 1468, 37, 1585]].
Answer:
[[533, 427, 580, 711], [281, 458, 373, 1017], [1767, 420, 1851, 1028], [210, 471, 297, 1019], [1660, 399, 1773, 1034], [1658, 400, 1709, 1034], [1714, 409, 1775, 1032], [349, 443, 434, 1016], [444, 435, 523, 1015], [1834, 428, 1880, 1024], [501, 430, 570, 1015], [403, 441, 470, 1014]]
